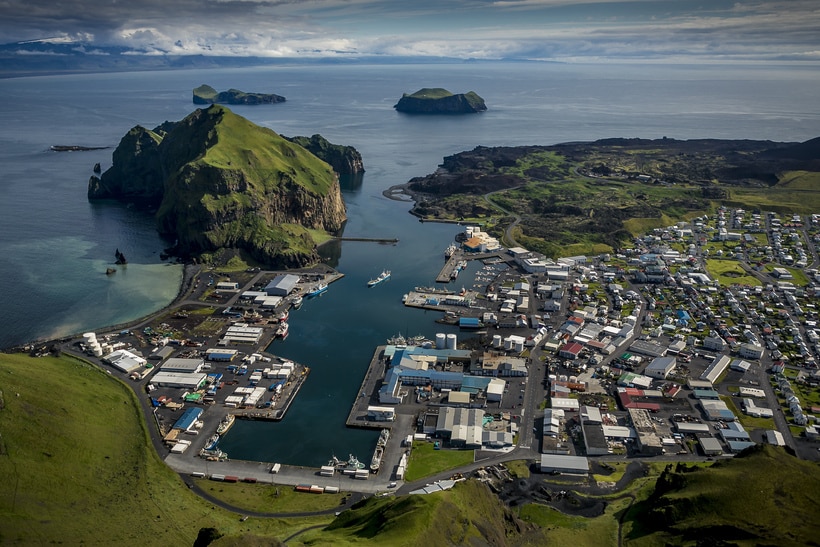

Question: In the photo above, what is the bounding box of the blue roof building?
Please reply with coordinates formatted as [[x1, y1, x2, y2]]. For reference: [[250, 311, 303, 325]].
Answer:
[[173, 407, 203, 431]]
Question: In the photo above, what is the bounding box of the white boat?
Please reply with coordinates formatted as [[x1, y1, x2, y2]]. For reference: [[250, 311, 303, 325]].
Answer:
[[216, 414, 235, 435], [291, 295, 303, 309], [307, 283, 328, 297], [276, 322, 289, 339], [367, 270, 391, 287]]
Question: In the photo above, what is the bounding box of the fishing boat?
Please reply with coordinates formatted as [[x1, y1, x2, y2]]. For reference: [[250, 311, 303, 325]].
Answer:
[[370, 445, 384, 472], [445, 244, 457, 258], [276, 322, 289, 339], [277, 309, 289, 323], [216, 414, 235, 435], [367, 270, 391, 287], [291, 295, 303, 309], [307, 282, 328, 297], [204, 433, 220, 451]]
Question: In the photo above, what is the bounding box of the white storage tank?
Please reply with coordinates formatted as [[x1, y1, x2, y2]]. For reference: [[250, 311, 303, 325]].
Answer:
[[446, 333, 457, 350], [435, 333, 447, 349], [492, 334, 502, 348], [82, 332, 97, 344], [92, 346, 103, 357]]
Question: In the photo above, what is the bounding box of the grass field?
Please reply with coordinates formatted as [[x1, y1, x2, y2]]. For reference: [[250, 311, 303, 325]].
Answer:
[[704, 258, 762, 287], [195, 479, 345, 513], [404, 442, 476, 482]]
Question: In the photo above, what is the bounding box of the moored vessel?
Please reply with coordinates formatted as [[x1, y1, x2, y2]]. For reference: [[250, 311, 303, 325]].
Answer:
[[307, 282, 328, 297], [216, 414, 235, 435], [367, 270, 391, 287]]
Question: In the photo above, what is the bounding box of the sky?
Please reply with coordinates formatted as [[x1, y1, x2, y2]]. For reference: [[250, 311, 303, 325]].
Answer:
[[3, 0, 820, 62]]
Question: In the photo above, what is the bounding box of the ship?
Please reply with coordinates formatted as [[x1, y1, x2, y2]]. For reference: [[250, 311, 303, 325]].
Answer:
[[370, 445, 384, 472], [291, 295, 303, 309], [445, 244, 457, 258], [216, 414, 235, 435], [367, 270, 391, 287], [277, 309, 289, 323], [329, 454, 366, 470], [307, 283, 328, 297], [378, 428, 390, 447], [276, 322, 289, 339], [204, 433, 220, 451]]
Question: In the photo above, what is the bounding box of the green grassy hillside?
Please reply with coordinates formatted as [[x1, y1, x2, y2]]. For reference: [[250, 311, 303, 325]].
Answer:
[[0, 352, 332, 545], [624, 446, 820, 546]]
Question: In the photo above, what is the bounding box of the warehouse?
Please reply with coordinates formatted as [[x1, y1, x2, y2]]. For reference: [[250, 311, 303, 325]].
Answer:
[[103, 349, 147, 373], [172, 407, 203, 432], [162, 357, 204, 373], [435, 407, 484, 448], [644, 356, 677, 379], [700, 355, 731, 384], [150, 371, 208, 389], [699, 436, 723, 456], [220, 325, 264, 345], [628, 408, 663, 455], [264, 274, 300, 296], [539, 454, 589, 475]]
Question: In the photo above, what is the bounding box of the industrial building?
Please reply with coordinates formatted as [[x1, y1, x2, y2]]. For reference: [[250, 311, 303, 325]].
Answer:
[[102, 349, 147, 373], [699, 436, 723, 456], [150, 371, 208, 389], [162, 357, 205, 374], [700, 355, 731, 384], [644, 356, 677, 379], [172, 407, 203, 432], [539, 454, 589, 475], [220, 324, 264, 345], [628, 408, 663, 455], [264, 274, 300, 296], [366, 406, 396, 422], [435, 407, 484, 449]]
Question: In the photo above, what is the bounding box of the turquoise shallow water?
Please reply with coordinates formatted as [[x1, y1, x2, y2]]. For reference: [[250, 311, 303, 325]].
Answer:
[[1, 62, 818, 462]]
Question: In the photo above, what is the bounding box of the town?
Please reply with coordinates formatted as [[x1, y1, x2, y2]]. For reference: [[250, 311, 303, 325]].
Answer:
[[60, 205, 820, 494]]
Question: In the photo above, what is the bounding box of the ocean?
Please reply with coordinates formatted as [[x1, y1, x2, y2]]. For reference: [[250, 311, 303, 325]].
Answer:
[[1, 61, 818, 465]]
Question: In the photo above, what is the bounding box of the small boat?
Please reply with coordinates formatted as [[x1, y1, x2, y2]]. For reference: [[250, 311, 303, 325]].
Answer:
[[205, 433, 220, 451], [370, 445, 384, 472], [216, 414, 235, 435], [367, 270, 391, 287], [307, 283, 328, 297], [291, 295, 303, 309], [276, 322, 289, 339], [445, 244, 456, 258], [402, 293, 408, 303]]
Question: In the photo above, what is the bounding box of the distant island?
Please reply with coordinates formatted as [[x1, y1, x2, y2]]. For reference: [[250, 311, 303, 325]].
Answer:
[[192, 84, 286, 105], [394, 88, 487, 114], [88, 105, 362, 268]]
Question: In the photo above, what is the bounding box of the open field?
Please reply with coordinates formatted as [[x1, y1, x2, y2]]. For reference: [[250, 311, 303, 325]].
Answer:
[[404, 442, 476, 482], [704, 258, 762, 287]]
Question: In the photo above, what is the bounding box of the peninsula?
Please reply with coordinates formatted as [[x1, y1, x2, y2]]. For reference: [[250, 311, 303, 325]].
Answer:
[[88, 105, 349, 268], [193, 84, 286, 105], [394, 88, 487, 114]]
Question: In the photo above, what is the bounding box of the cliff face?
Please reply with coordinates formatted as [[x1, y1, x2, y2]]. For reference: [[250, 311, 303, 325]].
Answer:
[[394, 88, 487, 114], [87, 126, 166, 202], [90, 105, 348, 268], [285, 134, 365, 176], [193, 84, 285, 105]]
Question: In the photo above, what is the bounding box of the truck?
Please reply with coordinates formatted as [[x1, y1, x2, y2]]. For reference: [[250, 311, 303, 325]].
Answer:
[[269, 463, 281, 474]]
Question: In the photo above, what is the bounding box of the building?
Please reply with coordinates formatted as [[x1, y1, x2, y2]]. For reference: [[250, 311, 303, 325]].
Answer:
[[539, 454, 589, 475], [738, 343, 764, 360], [264, 274, 300, 296], [162, 357, 204, 374], [366, 406, 396, 422], [435, 407, 484, 449], [558, 342, 584, 360], [764, 430, 785, 446], [699, 436, 723, 456], [102, 349, 147, 373], [628, 408, 663, 455], [644, 356, 677, 379], [150, 371, 208, 389], [581, 420, 609, 456], [628, 340, 668, 358], [700, 355, 731, 384], [172, 407, 203, 432]]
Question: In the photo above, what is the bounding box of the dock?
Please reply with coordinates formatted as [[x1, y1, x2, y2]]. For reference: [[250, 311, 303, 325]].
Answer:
[[346, 346, 390, 429], [232, 365, 310, 421], [436, 254, 461, 283]]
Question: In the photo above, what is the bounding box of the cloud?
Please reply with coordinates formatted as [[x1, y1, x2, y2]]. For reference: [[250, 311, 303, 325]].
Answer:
[[0, 0, 818, 62]]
